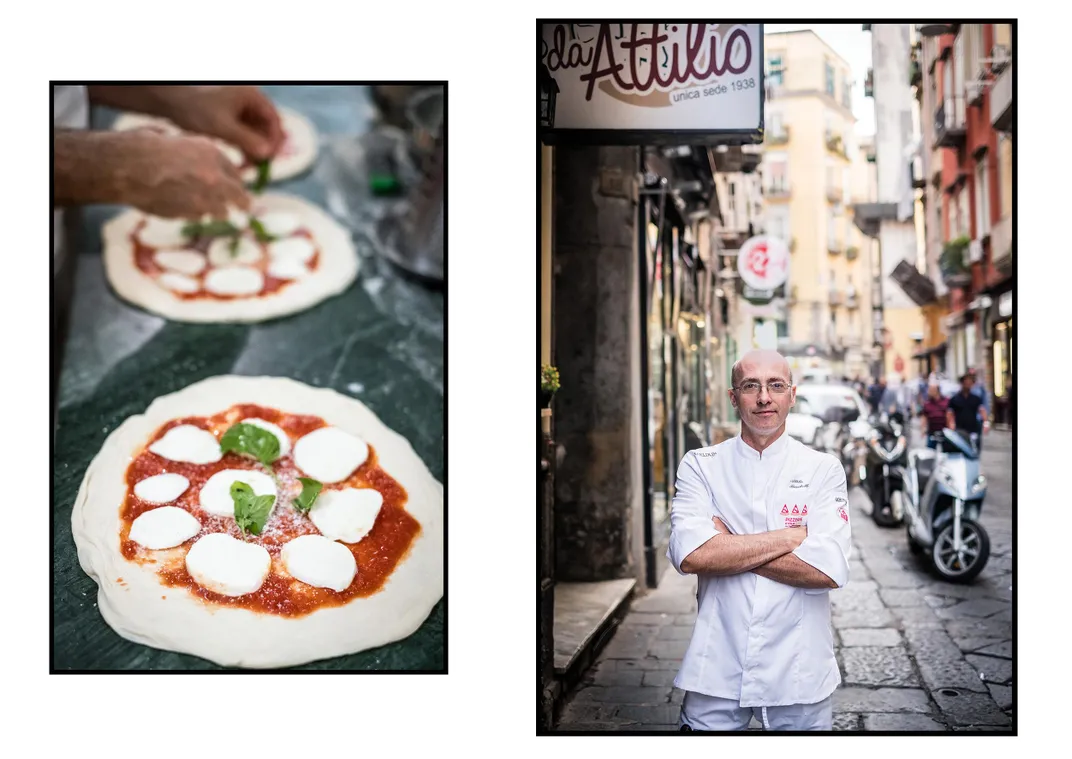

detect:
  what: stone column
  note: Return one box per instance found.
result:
[553,144,643,583]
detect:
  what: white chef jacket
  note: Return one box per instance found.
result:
[53,85,90,275]
[667,430,851,707]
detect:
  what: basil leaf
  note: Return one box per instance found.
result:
[231,481,275,536]
[254,160,271,193]
[181,220,240,240]
[220,423,281,468]
[292,477,323,513]
[249,217,275,243]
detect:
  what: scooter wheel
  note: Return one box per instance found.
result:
[929,518,991,583]
[871,503,898,528]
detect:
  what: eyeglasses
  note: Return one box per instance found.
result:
[734,381,791,396]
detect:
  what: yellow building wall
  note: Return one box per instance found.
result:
[884,307,925,381]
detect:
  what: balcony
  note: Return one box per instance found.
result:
[825,133,848,159]
[909,44,922,86]
[991,215,1013,275]
[934,96,966,148]
[845,245,859,261]
[991,62,1012,133]
[846,288,859,309]
[864,67,873,98]
[939,235,972,288]
[766,126,790,146]
[765,182,791,201]
[826,184,844,204]
[828,290,842,306]
[788,285,799,306]
[827,240,842,256]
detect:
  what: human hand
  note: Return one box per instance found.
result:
[167,86,285,162]
[116,131,250,219]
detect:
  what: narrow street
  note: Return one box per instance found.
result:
[556,425,1013,731]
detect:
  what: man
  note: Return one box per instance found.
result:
[867,376,886,415]
[54,85,285,224]
[919,380,950,448]
[667,349,851,731]
[966,368,991,437]
[946,373,988,452]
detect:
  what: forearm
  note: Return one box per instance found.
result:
[87,85,192,121]
[752,552,837,589]
[680,531,794,575]
[53,130,133,207]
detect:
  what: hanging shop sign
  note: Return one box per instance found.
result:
[539,23,764,145]
[737,235,789,291]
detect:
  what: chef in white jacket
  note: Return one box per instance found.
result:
[668,349,851,731]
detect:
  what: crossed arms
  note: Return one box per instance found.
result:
[668,455,851,590]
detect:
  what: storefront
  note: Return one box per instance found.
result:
[987,288,1013,426]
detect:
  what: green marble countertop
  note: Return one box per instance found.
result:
[52,85,444,671]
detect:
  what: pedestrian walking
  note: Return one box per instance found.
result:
[919,381,950,448]
[667,349,851,731]
[966,368,991,437]
[946,373,988,452]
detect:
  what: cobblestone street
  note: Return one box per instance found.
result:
[556,427,1013,732]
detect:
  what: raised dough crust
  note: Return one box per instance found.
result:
[70,376,444,669]
[111,106,319,185]
[102,193,359,324]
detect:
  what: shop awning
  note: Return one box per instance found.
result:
[912,341,947,360]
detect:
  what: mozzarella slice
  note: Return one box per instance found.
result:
[267,237,316,264]
[138,216,189,248]
[154,249,207,275]
[149,425,222,464]
[240,417,292,457]
[293,426,369,483]
[129,506,201,550]
[198,469,278,517]
[207,237,262,266]
[281,534,357,592]
[158,272,201,293]
[133,473,190,503]
[185,533,271,597]
[309,488,383,544]
[204,266,264,296]
[258,211,301,237]
[267,257,309,280]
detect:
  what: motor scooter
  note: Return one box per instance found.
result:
[860,412,908,527]
[897,428,991,582]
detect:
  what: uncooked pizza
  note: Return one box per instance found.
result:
[71,376,443,669]
[101,192,358,322]
[111,105,318,185]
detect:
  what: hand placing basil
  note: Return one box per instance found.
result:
[231,481,275,537]
[220,423,281,469]
[292,477,322,514]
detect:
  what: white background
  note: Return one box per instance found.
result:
[6,0,1053,754]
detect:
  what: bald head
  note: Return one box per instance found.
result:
[732,350,793,388]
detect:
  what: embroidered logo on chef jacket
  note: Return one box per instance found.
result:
[783,504,806,528]
[837,505,849,522]
[789,478,809,489]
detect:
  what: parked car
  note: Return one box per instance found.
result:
[794,383,873,463]
[786,395,824,446]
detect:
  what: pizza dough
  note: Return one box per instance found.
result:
[111,106,318,185]
[102,192,359,323]
[71,376,443,669]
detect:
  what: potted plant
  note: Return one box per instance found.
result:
[939,235,971,285]
[540,364,560,408]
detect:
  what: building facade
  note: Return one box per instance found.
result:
[763,30,871,377]
[915,22,1013,420]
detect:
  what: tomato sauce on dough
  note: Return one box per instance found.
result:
[120,404,419,617]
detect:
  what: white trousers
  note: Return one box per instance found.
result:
[679,691,833,731]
